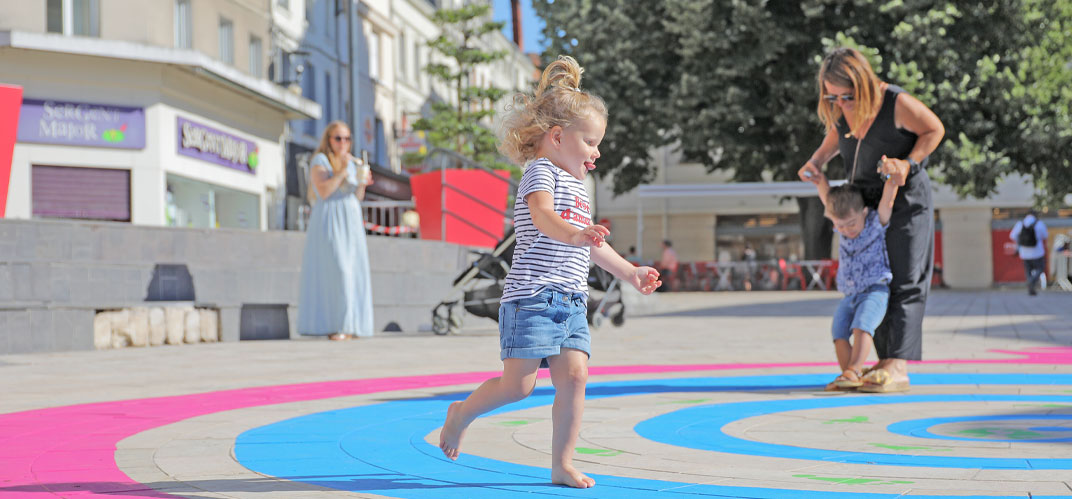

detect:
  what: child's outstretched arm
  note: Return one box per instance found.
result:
[526,191,608,247]
[591,243,661,295]
[877,156,900,225]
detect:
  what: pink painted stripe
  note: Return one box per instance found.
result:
[0,347,1069,498]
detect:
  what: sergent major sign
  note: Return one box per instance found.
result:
[177,116,259,174]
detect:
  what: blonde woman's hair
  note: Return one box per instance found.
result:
[816,47,883,137]
[315,120,351,174]
[308,120,350,202]
[499,55,607,166]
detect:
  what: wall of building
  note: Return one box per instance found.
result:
[940,206,994,288]
[100,0,172,47]
[0,218,471,354]
[4,48,290,229]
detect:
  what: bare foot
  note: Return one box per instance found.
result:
[438,401,466,460]
[552,464,595,488]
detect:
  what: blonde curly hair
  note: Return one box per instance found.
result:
[499,55,607,166]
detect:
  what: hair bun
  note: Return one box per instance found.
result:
[536,55,584,97]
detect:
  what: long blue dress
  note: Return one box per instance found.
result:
[297,153,374,337]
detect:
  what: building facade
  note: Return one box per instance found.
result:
[1,0,320,231]
[594,144,1072,289]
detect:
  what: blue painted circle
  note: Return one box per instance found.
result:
[636,393,1072,469]
[235,373,1072,498]
[886,415,1072,442]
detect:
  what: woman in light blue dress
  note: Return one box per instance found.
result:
[298,121,374,340]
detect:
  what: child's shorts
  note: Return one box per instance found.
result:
[831,282,890,342]
[499,288,590,368]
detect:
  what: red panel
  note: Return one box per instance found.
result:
[992,229,1030,283]
[411,169,510,248]
[0,84,23,218]
[932,230,943,286]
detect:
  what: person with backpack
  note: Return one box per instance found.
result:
[1010,210,1049,296]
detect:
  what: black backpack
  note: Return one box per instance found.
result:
[1017,219,1038,247]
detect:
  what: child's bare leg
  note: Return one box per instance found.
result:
[546,349,595,488]
[833,338,852,372]
[439,358,541,460]
[847,329,874,375]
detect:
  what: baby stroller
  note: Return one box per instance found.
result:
[431,229,627,335]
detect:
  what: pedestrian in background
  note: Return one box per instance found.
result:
[1010,210,1048,296]
[798,47,944,393]
[297,120,374,341]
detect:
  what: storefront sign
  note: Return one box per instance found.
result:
[177,116,259,174]
[17,98,146,149]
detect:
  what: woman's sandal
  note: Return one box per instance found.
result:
[858,368,910,393]
[328,333,352,341]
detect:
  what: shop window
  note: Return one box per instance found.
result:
[398,32,407,81]
[218,17,234,64]
[166,174,260,229]
[375,118,387,167]
[324,70,333,122]
[325,0,335,39]
[174,0,192,49]
[46,0,100,37]
[32,165,130,222]
[302,61,317,135]
[368,31,380,81]
[249,36,263,77]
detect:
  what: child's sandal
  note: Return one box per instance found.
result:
[833,369,864,388]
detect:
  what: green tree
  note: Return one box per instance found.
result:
[412,4,513,172]
[536,0,1072,255]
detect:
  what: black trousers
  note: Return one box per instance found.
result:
[874,171,933,361]
[1023,257,1046,294]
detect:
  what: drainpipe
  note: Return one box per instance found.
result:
[511,0,523,51]
[346,0,355,134]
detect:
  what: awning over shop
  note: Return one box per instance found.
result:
[0,30,321,120]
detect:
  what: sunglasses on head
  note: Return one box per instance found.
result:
[332,135,352,142]
[823,93,855,103]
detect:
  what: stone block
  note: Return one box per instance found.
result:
[184,308,201,343]
[0,264,12,301]
[53,309,92,351]
[199,308,218,342]
[111,309,132,349]
[165,307,187,345]
[93,311,113,349]
[218,306,240,342]
[5,310,31,353]
[30,309,56,352]
[129,307,150,347]
[15,225,38,260]
[148,307,166,346]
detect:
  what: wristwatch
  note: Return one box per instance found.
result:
[907,157,921,176]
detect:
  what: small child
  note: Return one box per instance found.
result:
[802,160,899,392]
[437,56,662,488]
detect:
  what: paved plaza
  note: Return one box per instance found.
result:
[2,289,1072,498]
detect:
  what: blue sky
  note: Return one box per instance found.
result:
[491,0,547,53]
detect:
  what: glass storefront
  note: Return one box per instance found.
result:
[166,174,259,229]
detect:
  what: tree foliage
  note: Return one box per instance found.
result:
[535,0,1072,204]
[412,4,513,172]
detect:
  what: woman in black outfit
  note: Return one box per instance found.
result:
[799,47,945,392]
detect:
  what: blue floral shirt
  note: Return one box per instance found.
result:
[836,209,892,296]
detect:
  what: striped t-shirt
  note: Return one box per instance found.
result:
[500,158,593,302]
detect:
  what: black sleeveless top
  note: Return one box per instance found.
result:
[835,85,923,208]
